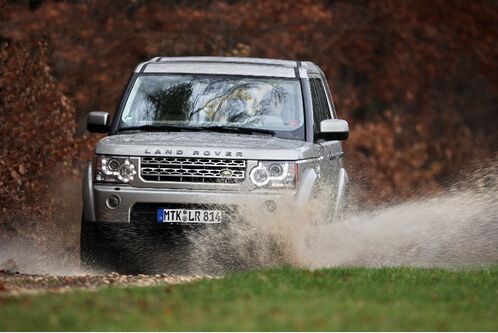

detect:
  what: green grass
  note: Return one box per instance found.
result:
[1,267,497,331]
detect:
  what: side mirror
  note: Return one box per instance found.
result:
[316,119,349,141]
[87,111,110,133]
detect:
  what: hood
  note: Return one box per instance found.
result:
[96,132,320,160]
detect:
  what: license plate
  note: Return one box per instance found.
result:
[157,208,222,224]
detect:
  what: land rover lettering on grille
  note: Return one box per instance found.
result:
[144,148,243,157]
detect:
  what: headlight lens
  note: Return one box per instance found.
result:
[107,158,121,171]
[94,155,136,183]
[252,168,270,186]
[249,161,297,189]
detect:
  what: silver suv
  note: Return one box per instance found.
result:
[82,57,349,273]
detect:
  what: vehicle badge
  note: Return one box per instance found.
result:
[220,169,233,177]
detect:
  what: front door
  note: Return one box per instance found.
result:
[309,76,344,197]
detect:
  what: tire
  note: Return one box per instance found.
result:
[80,215,119,273]
[310,184,339,224]
[80,213,194,274]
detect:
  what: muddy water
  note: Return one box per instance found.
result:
[302,188,497,268]
[187,164,498,273]
[1,162,497,277]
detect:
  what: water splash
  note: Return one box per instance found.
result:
[187,163,498,273]
[1,162,496,276]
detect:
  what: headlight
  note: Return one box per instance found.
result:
[249,161,297,189]
[94,155,137,183]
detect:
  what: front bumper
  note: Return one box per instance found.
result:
[90,184,296,223]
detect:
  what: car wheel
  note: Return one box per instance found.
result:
[80,214,120,273]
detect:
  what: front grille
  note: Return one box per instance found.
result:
[140,156,246,183]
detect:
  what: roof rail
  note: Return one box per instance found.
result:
[153,56,298,67]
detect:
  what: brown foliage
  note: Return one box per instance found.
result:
[0,0,497,240]
[0,38,79,242]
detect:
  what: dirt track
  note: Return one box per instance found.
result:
[0,271,205,296]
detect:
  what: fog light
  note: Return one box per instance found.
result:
[106,194,121,209]
[263,200,277,213]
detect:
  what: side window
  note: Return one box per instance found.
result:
[310,78,331,134]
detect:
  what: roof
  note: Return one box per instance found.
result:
[134,56,320,78]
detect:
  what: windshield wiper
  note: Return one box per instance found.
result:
[199,126,276,136]
[117,124,276,136]
[117,125,202,133]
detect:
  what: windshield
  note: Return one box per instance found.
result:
[119,74,305,140]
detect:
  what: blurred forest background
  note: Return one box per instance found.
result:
[0,0,497,247]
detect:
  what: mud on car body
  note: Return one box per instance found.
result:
[82,57,349,273]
